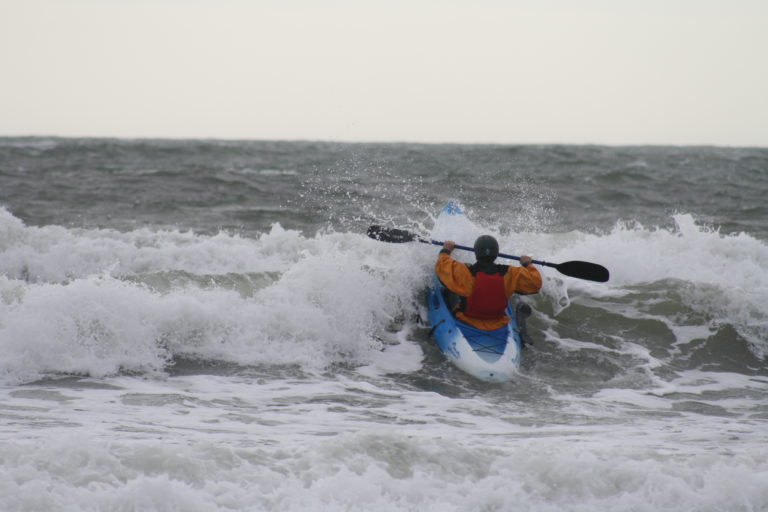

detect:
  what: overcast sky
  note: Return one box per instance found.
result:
[1,0,766,146]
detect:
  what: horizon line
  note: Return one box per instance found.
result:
[1,132,766,150]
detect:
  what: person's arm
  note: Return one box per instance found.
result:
[434,241,474,296]
[505,256,543,295]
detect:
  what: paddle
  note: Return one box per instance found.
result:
[367,225,610,283]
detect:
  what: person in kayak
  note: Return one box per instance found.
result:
[435,235,542,331]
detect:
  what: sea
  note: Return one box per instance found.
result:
[1,137,767,511]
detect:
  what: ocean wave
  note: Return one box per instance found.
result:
[2,428,767,512]
[1,206,766,385]
[0,209,428,383]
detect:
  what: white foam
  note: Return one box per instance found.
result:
[521,213,768,355]
[0,209,431,384]
[2,205,766,383]
[0,207,306,282]
[2,423,766,512]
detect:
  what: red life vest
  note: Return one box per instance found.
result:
[464,271,507,319]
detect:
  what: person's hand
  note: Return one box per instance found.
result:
[443,240,455,252]
[519,255,533,267]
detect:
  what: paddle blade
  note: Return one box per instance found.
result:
[554,261,610,282]
[367,225,417,243]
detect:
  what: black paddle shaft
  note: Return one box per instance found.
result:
[366,225,609,283]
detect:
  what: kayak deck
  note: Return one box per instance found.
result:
[455,321,509,363]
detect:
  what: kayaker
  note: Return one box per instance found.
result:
[435,235,542,331]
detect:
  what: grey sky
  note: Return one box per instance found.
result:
[1,0,766,146]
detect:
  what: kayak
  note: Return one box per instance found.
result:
[426,201,531,382]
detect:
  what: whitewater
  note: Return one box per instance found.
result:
[1,138,767,511]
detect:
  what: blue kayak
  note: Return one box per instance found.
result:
[426,201,530,382]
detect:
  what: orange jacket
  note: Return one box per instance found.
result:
[435,252,542,330]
